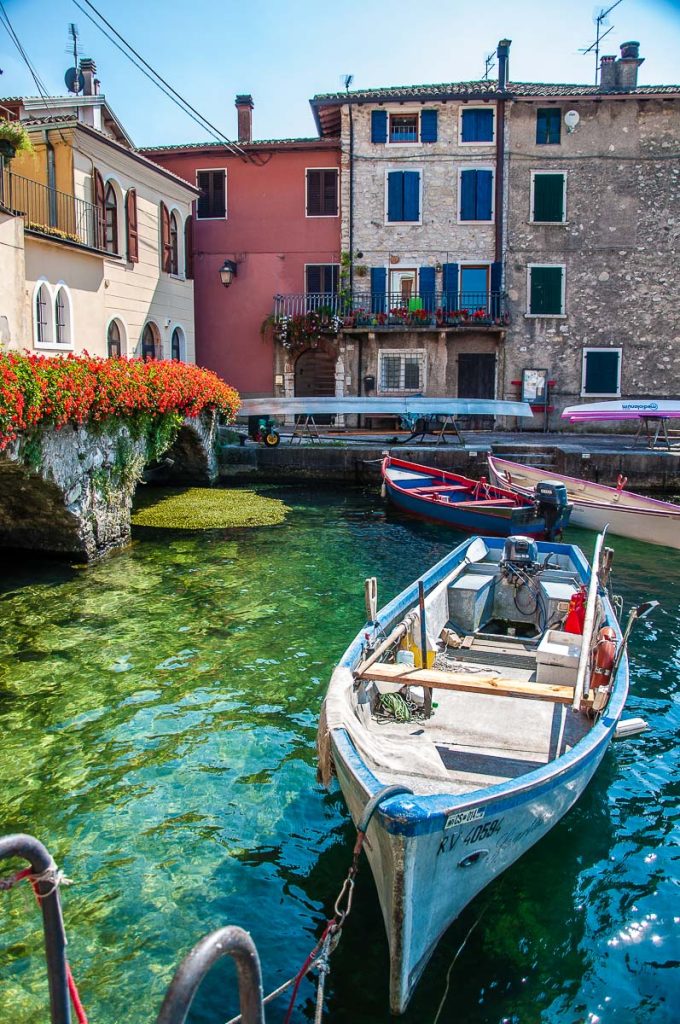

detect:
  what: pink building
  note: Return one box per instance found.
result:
[143,97,340,396]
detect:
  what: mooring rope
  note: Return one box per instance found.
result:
[0,860,87,1024]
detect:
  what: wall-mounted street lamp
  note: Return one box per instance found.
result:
[219,259,238,287]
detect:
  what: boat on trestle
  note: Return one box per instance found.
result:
[487,455,680,550]
[382,454,572,539]
[318,532,630,1014]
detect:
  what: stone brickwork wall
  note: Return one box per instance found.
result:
[341,103,497,270]
[0,413,218,560]
[504,97,680,425]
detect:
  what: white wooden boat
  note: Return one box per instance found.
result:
[562,399,680,422]
[318,532,628,1013]
[488,456,680,550]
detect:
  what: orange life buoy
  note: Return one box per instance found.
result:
[589,626,617,689]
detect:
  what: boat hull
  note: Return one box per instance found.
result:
[332,726,611,1014]
[385,480,547,536]
[488,456,680,549]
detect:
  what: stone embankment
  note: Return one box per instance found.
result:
[0,413,218,560]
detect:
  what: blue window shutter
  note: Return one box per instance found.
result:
[403,172,420,221]
[371,109,387,144]
[476,170,493,220]
[490,261,502,318]
[442,262,459,310]
[419,266,436,310]
[387,172,403,221]
[476,109,494,141]
[461,109,476,142]
[584,350,619,395]
[460,170,477,220]
[420,109,438,143]
[370,267,386,313]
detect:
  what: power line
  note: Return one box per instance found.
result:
[72,0,251,161]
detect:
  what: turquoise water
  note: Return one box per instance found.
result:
[0,486,678,1024]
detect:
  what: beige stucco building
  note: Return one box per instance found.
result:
[0,59,197,363]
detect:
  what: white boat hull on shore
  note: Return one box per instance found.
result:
[488,456,680,550]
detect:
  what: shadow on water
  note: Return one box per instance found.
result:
[0,486,677,1024]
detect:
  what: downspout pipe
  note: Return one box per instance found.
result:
[346,90,362,405]
[494,39,510,264]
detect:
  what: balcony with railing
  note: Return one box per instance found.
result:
[273,291,508,332]
[1,169,101,250]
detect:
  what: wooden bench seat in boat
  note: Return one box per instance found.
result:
[412,485,469,495]
[359,661,578,704]
[453,498,517,507]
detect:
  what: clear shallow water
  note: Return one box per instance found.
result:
[0,486,678,1024]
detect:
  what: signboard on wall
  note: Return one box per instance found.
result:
[521,368,549,405]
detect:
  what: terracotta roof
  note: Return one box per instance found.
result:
[140,137,339,153]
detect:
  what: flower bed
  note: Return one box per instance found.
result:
[0,352,240,451]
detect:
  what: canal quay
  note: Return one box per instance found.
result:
[221,429,680,491]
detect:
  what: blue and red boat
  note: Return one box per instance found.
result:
[381,455,572,539]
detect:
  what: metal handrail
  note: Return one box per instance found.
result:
[0,833,71,1024]
[157,926,265,1024]
[274,291,507,324]
[1,169,101,249]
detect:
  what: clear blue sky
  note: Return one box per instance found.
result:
[2,0,679,147]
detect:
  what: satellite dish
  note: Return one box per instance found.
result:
[64,67,84,94]
[564,109,580,132]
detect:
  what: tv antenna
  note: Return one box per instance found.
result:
[64,22,84,93]
[482,51,496,81]
[580,1,623,85]
[342,74,354,91]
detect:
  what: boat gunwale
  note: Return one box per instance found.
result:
[383,455,530,510]
[328,534,628,838]
[488,455,680,517]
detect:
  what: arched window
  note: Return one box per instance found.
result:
[171,326,184,361]
[169,211,179,275]
[35,283,50,345]
[104,182,118,253]
[141,322,158,360]
[54,287,71,345]
[107,319,122,358]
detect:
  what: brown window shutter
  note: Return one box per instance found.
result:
[125,188,139,263]
[184,214,193,279]
[306,170,321,216]
[160,201,171,273]
[93,167,105,248]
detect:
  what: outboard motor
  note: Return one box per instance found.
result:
[500,535,540,580]
[533,480,572,539]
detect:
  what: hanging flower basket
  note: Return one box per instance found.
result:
[0,119,33,160]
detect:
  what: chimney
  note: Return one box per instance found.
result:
[599,55,617,90]
[497,39,511,90]
[235,94,254,143]
[79,58,97,97]
[616,41,644,90]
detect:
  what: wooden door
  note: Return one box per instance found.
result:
[457,353,496,428]
[294,349,336,423]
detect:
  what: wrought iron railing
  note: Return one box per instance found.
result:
[0,169,101,249]
[274,291,508,329]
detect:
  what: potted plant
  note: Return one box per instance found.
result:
[0,118,33,160]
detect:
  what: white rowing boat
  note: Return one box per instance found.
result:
[487,456,680,550]
[318,533,629,1013]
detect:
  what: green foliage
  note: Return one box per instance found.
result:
[21,432,42,470]
[0,118,33,154]
[146,412,183,463]
[131,487,288,530]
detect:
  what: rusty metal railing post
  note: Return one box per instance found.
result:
[156,925,265,1024]
[0,833,71,1024]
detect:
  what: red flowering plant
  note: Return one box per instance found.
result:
[0,352,240,454]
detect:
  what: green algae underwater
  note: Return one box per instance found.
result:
[0,485,677,1024]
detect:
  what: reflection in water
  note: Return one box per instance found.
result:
[0,491,677,1024]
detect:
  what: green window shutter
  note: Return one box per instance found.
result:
[533,174,564,222]
[584,350,620,395]
[529,266,563,314]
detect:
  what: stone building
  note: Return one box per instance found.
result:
[0,58,197,362]
[503,42,680,421]
[306,39,680,424]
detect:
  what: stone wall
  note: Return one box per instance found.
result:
[0,412,218,560]
[503,97,680,425]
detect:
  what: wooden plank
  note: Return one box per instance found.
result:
[359,661,575,704]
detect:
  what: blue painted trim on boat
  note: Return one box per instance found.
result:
[331,535,627,839]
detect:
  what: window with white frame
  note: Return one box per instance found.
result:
[35,282,51,345]
[527,264,565,316]
[581,348,622,397]
[171,326,185,361]
[54,287,71,345]
[389,112,418,143]
[531,172,566,223]
[460,107,495,143]
[379,349,426,392]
